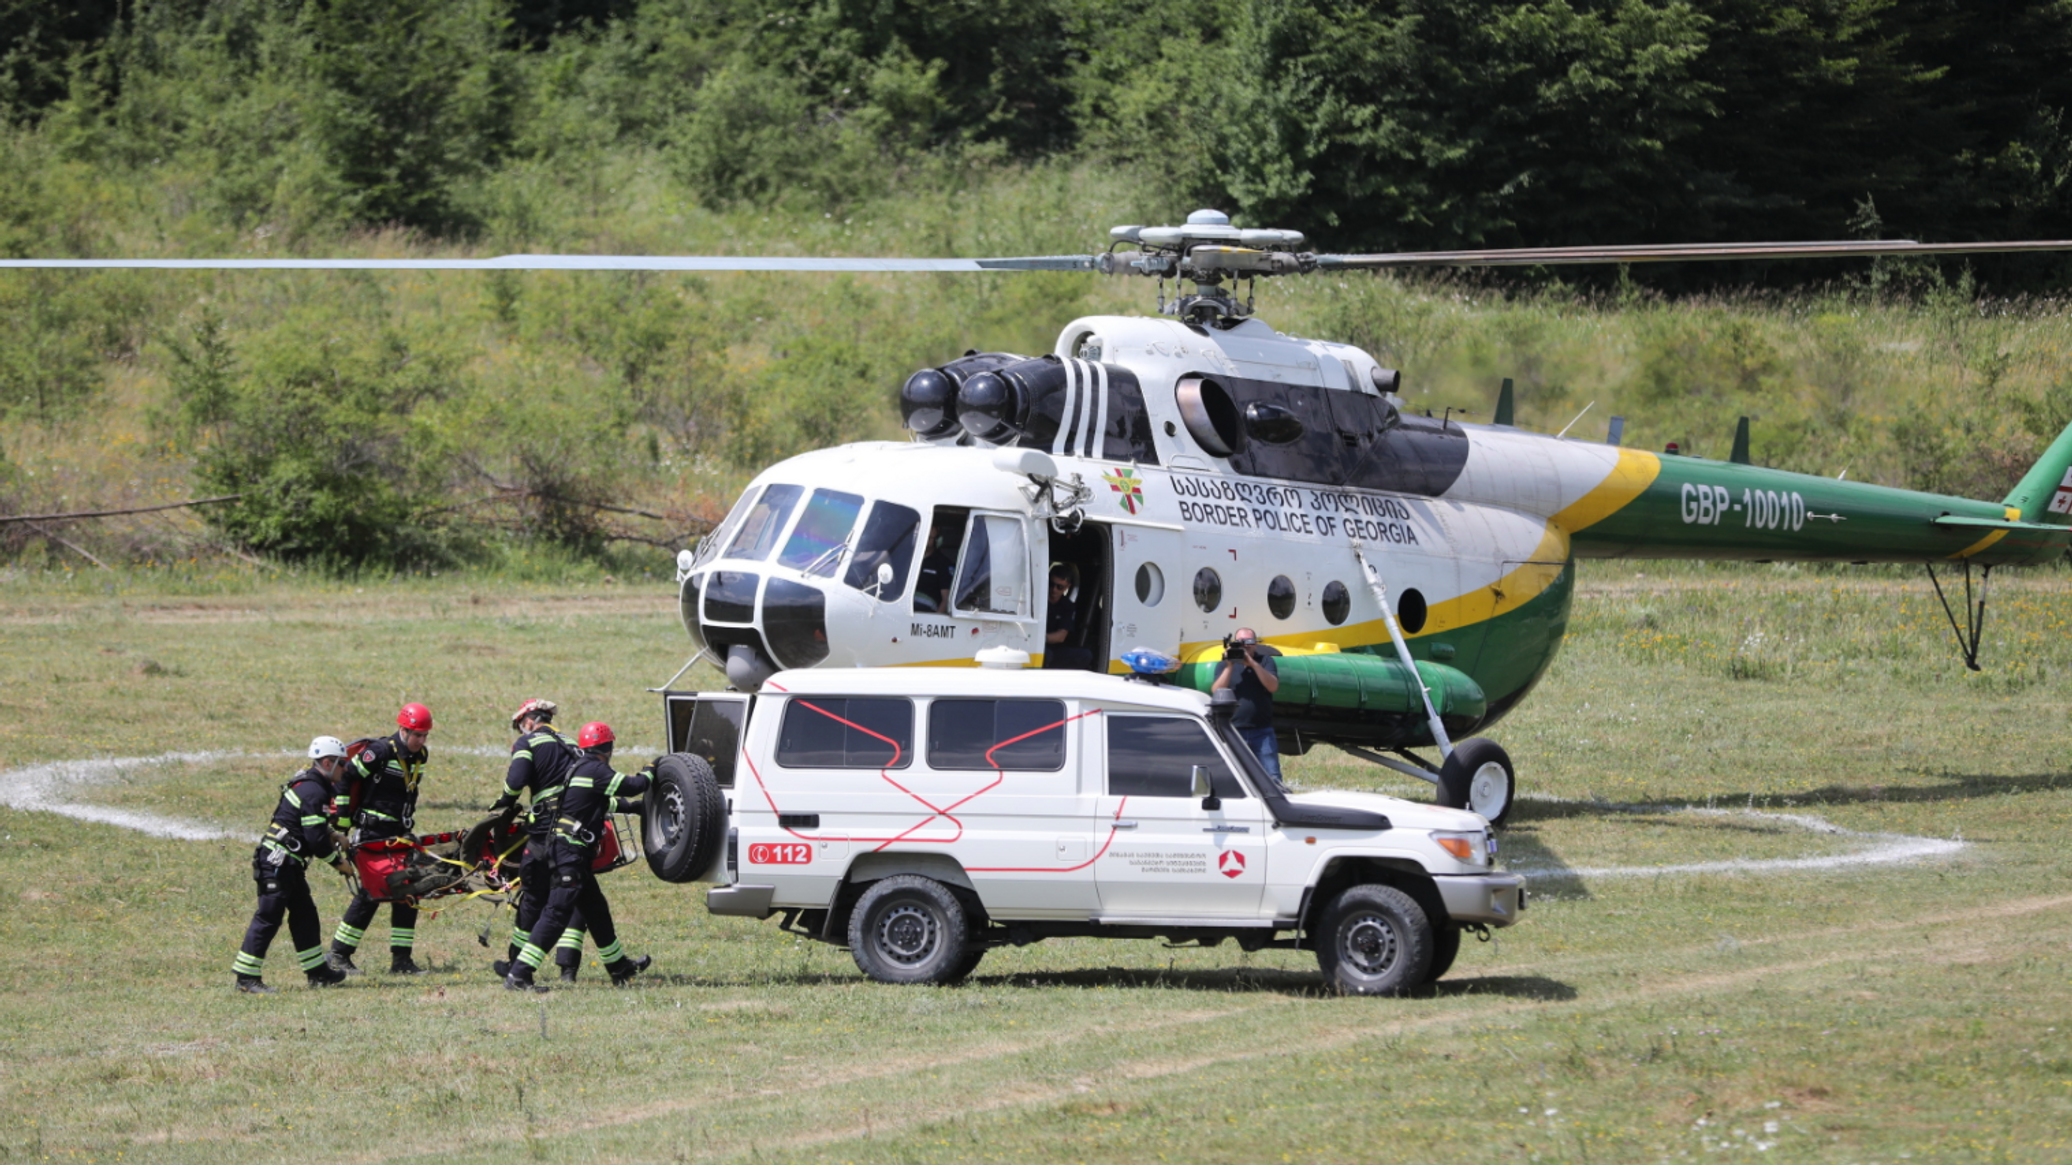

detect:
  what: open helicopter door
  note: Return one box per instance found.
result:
[1101,521,1184,669]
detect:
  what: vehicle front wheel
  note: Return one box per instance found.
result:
[1437,738,1515,828]
[847,875,971,985]
[1423,927,1462,984]
[1315,883,1433,996]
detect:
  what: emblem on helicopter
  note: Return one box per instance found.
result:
[1104,467,1144,514]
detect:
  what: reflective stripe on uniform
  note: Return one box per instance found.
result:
[389,927,416,948]
[517,942,548,969]
[555,929,584,952]
[597,939,625,963]
[333,921,366,946]
[233,952,265,976]
[295,946,327,971]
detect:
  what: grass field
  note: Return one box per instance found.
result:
[3,561,2072,1163]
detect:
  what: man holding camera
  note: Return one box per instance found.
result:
[1211,628,1283,787]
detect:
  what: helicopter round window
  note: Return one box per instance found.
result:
[1192,567,1222,613]
[1321,580,1351,625]
[1397,588,1428,634]
[1135,562,1165,606]
[1267,575,1297,620]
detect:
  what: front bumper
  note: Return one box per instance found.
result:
[1433,871,1526,927]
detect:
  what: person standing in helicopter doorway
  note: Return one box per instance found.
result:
[233,736,354,993]
[328,703,434,975]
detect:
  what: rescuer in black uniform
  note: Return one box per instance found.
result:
[504,721,653,992]
[234,736,353,993]
[485,697,588,983]
[329,702,434,975]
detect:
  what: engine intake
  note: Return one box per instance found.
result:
[900,351,1023,439]
[956,356,1071,445]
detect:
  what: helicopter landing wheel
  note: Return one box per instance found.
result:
[1437,738,1514,828]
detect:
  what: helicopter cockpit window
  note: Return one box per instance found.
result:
[776,488,864,576]
[722,483,803,562]
[692,485,757,570]
[843,501,922,599]
[1227,380,1349,486]
[953,513,1030,617]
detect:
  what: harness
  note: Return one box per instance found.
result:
[353,740,424,833]
[552,771,626,848]
[521,728,578,830]
[258,775,332,866]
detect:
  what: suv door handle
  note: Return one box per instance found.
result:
[1111,820,1138,829]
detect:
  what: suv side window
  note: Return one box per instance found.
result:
[1105,715,1247,799]
[927,699,1067,771]
[775,697,913,769]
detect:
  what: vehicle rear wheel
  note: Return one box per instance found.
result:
[1315,883,1432,996]
[847,875,970,985]
[644,753,725,883]
[1437,738,1514,828]
[1423,927,1462,984]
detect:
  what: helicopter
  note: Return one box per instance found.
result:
[13,210,2072,826]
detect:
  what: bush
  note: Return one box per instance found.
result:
[161,306,467,566]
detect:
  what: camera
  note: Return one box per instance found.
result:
[1222,634,1256,661]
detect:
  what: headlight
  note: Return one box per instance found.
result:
[1432,830,1490,865]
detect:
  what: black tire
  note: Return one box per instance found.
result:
[1423,927,1462,984]
[1436,737,1515,828]
[644,753,725,883]
[944,947,986,984]
[846,875,970,985]
[1314,883,1433,996]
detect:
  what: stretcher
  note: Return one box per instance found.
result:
[347,812,641,905]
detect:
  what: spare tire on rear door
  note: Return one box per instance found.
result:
[644,753,726,882]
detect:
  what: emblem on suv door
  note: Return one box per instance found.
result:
[1217,851,1246,878]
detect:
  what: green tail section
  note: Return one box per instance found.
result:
[2003,416,2072,525]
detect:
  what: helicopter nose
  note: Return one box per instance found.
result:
[681,569,830,687]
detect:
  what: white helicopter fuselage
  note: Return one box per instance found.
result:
[674,313,1653,751]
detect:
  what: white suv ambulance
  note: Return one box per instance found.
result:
[643,655,1524,995]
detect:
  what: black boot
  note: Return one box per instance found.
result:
[491,959,511,979]
[390,949,425,975]
[504,962,547,993]
[327,942,361,976]
[307,962,348,988]
[236,974,275,995]
[607,954,652,987]
[558,956,580,984]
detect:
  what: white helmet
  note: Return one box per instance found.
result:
[308,735,349,761]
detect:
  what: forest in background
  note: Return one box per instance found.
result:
[3,0,2072,574]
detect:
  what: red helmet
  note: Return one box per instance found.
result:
[397,703,434,732]
[577,721,615,749]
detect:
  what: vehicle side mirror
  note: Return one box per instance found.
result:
[875,561,895,595]
[1192,764,1220,811]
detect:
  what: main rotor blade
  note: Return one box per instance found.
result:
[1313,239,2072,268]
[0,254,1100,272]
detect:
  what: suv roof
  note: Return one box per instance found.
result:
[764,666,1210,715]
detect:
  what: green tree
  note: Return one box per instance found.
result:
[307,0,518,231]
